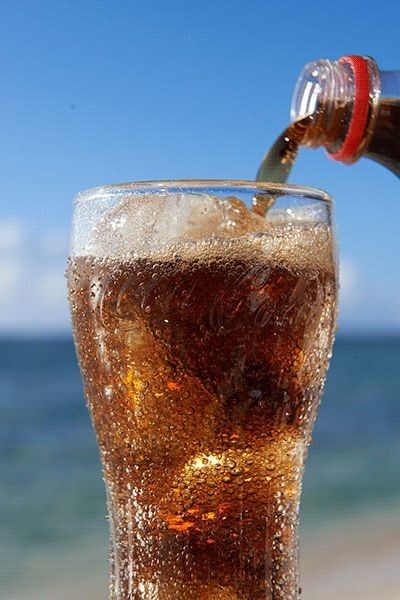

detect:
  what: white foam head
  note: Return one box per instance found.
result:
[71,190,335,276]
[74,192,268,258]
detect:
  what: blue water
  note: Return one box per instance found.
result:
[1,336,400,594]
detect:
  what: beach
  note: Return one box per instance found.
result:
[302,512,400,600]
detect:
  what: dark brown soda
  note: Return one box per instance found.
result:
[256,117,312,184]
[364,99,400,176]
[68,230,336,599]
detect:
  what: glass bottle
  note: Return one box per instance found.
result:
[291,55,400,176]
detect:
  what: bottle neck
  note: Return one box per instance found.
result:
[291,56,383,164]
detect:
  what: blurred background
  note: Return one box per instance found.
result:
[1,1,400,599]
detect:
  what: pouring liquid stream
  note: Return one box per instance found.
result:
[253,116,313,214]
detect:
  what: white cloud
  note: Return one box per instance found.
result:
[0,219,25,252]
[337,256,400,332]
[39,228,70,258]
[0,256,22,300]
[339,256,360,310]
[37,269,68,304]
[0,220,70,334]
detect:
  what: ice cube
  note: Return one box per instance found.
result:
[86,193,267,258]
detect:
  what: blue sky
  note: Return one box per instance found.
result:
[1,0,399,334]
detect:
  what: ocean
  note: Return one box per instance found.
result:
[1,336,400,597]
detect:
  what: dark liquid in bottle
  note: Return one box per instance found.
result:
[365,99,400,176]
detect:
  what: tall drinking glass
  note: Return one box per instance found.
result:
[67,181,337,599]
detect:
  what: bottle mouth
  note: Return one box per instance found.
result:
[291,60,327,122]
[290,59,343,123]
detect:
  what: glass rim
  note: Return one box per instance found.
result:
[75,179,332,204]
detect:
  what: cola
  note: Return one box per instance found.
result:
[256,116,312,184]
[364,99,400,174]
[68,208,336,599]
